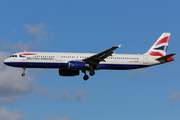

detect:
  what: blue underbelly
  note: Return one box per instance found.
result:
[97,64,147,70]
[4,62,148,70]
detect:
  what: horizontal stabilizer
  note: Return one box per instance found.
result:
[156,53,176,60]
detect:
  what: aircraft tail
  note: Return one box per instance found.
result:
[145,33,171,57]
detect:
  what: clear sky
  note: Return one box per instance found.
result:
[0,0,180,120]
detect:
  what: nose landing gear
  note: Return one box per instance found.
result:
[21,67,26,76]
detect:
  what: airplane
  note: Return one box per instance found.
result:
[4,33,176,80]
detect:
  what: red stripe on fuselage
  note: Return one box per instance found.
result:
[20,53,37,56]
[155,36,169,46]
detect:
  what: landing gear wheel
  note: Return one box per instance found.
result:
[22,73,25,76]
[83,75,89,81]
[89,70,95,76]
[22,67,26,76]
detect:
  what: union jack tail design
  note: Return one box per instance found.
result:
[145,33,171,57]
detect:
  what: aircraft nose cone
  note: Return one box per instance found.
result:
[4,58,9,65]
[4,58,16,67]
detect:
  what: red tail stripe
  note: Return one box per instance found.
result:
[149,51,164,57]
[155,36,169,46]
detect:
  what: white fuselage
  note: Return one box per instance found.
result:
[4,52,162,70]
[3,33,174,80]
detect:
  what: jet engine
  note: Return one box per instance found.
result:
[68,61,87,69]
[59,69,79,76]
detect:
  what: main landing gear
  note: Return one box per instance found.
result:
[82,70,89,81]
[89,70,95,76]
[21,67,26,76]
[82,70,95,81]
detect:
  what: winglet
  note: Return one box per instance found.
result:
[118,44,122,48]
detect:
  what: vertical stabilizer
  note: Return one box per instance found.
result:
[145,33,171,57]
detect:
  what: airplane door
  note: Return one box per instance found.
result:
[56,53,61,62]
[143,55,148,64]
[22,53,27,61]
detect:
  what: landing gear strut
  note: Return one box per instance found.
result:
[89,65,95,76]
[82,70,89,81]
[89,70,95,76]
[21,67,26,76]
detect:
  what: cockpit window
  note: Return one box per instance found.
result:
[9,55,17,57]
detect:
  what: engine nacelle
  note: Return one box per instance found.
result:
[59,69,79,76]
[68,61,87,69]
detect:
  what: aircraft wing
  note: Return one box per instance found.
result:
[82,44,121,65]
